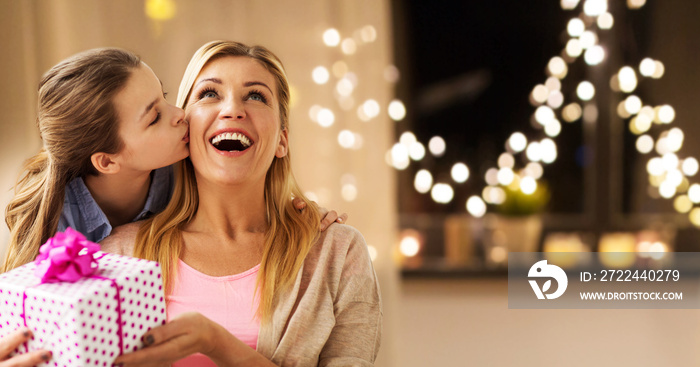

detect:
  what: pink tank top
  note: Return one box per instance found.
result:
[167,259,261,366]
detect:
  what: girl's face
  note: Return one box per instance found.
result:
[184,56,288,187]
[111,62,189,173]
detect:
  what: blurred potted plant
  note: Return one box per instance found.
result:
[485,180,550,256]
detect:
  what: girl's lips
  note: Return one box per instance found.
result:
[182,129,190,142]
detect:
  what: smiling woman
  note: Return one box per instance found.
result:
[106,40,382,367]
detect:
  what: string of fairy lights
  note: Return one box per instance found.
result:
[304,0,700,259]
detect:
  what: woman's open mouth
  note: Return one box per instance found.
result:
[210,131,253,153]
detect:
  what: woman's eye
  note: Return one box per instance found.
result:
[203,91,217,98]
[247,91,267,104]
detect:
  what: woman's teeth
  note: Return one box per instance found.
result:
[211,132,252,151]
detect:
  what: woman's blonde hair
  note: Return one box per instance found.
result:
[2,48,141,272]
[134,40,320,321]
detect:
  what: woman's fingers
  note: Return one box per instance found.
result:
[292,197,307,211]
[0,350,52,367]
[0,328,30,358]
[337,212,348,224]
[319,210,339,231]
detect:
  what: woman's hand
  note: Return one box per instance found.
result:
[0,328,51,366]
[114,312,274,367]
[113,312,215,366]
[291,198,348,231]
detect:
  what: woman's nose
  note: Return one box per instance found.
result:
[171,105,186,126]
[219,98,246,120]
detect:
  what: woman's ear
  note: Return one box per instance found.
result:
[275,128,289,158]
[90,152,121,175]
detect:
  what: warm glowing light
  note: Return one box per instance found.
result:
[341,184,358,201]
[451,163,470,183]
[399,132,417,148]
[145,0,176,21]
[633,114,652,134]
[627,0,646,9]
[690,208,700,227]
[431,183,454,204]
[666,169,683,188]
[391,143,410,170]
[317,108,335,127]
[362,99,380,119]
[483,186,506,205]
[332,61,348,78]
[336,78,354,97]
[535,106,555,125]
[639,58,656,77]
[652,61,665,79]
[548,57,568,78]
[683,158,699,176]
[498,153,515,169]
[667,128,684,152]
[567,18,585,37]
[360,25,377,43]
[561,0,580,10]
[597,13,614,29]
[618,66,638,93]
[338,130,355,149]
[658,105,675,124]
[509,132,528,153]
[520,176,537,195]
[546,77,562,91]
[577,81,595,101]
[562,103,582,122]
[466,196,487,217]
[579,31,597,49]
[409,142,426,161]
[388,100,406,121]
[309,105,322,122]
[636,135,654,154]
[312,66,329,84]
[584,0,607,16]
[384,65,400,83]
[662,153,680,172]
[414,169,433,194]
[485,168,499,186]
[338,96,355,111]
[526,142,542,162]
[688,184,700,203]
[566,39,583,58]
[497,167,515,186]
[323,28,341,47]
[547,90,564,109]
[583,104,598,123]
[584,45,605,65]
[624,95,642,114]
[399,235,420,257]
[674,195,693,213]
[647,157,664,176]
[540,139,558,164]
[367,245,378,262]
[532,84,549,104]
[659,181,676,199]
[545,119,562,137]
[525,162,544,179]
[341,38,357,55]
[429,136,446,157]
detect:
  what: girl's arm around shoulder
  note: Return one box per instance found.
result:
[98,222,141,256]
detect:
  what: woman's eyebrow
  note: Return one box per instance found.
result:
[194,77,222,88]
[245,81,272,94]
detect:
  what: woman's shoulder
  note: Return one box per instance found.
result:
[308,223,372,269]
[99,222,141,256]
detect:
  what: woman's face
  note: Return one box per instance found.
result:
[184,56,288,187]
[112,62,189,173]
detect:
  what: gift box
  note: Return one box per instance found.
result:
[0,229,166,367]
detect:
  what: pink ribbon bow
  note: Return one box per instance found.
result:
[34,228,100,283]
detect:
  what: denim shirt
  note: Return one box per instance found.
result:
[57,166,174,243]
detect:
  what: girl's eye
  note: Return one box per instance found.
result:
[149,112,161,126]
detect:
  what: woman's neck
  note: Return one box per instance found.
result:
[84,170,152,227]
[186,177,269,239]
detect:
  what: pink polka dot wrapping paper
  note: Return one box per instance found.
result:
[0,251,166,367]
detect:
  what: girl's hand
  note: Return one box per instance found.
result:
[291,198,348,231]
[113,312,215,367]
[0,328,52,367]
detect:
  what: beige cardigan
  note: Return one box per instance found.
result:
[102,223,382,366]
